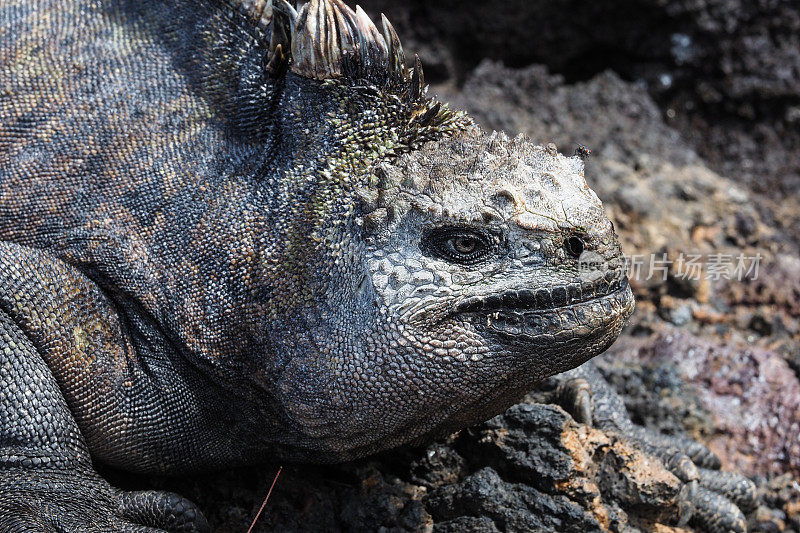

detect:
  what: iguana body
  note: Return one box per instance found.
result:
[0,1,752,531]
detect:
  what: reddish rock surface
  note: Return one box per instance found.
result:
[609,332,800,478]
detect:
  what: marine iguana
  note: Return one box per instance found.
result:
[0,0,755,530]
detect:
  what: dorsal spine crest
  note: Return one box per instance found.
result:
[228,0,470,152]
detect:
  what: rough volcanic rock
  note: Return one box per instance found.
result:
[425,467,607,533]
[141,403,694,532]
[449,404,685,532]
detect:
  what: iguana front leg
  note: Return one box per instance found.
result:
[0,242,208,532]
[554,361,756,533]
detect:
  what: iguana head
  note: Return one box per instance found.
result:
[362,130,633,377]
[187,0,634,460]
[298,129,635,459]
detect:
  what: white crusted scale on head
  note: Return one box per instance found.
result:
[358,131,604,234]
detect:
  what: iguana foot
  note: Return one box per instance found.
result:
[0,297,209,533]
[555,364,757,533]
[0,468,209,533]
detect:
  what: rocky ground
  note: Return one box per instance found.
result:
[120,1,800,531]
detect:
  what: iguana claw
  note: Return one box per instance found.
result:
[555,362,757,533]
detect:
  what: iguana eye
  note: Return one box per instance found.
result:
[422,228,493,264]
[452,236,479,254]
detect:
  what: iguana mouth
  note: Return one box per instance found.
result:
[458,278,634,341]
[455,277,630,314]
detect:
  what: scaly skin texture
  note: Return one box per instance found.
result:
[0,0,752,531]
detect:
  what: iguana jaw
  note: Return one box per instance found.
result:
[455,276,630,314]
[464,280,634,346]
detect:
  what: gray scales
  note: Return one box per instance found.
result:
[0,0,754,531]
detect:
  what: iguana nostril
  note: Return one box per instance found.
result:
[565,235,585,258]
